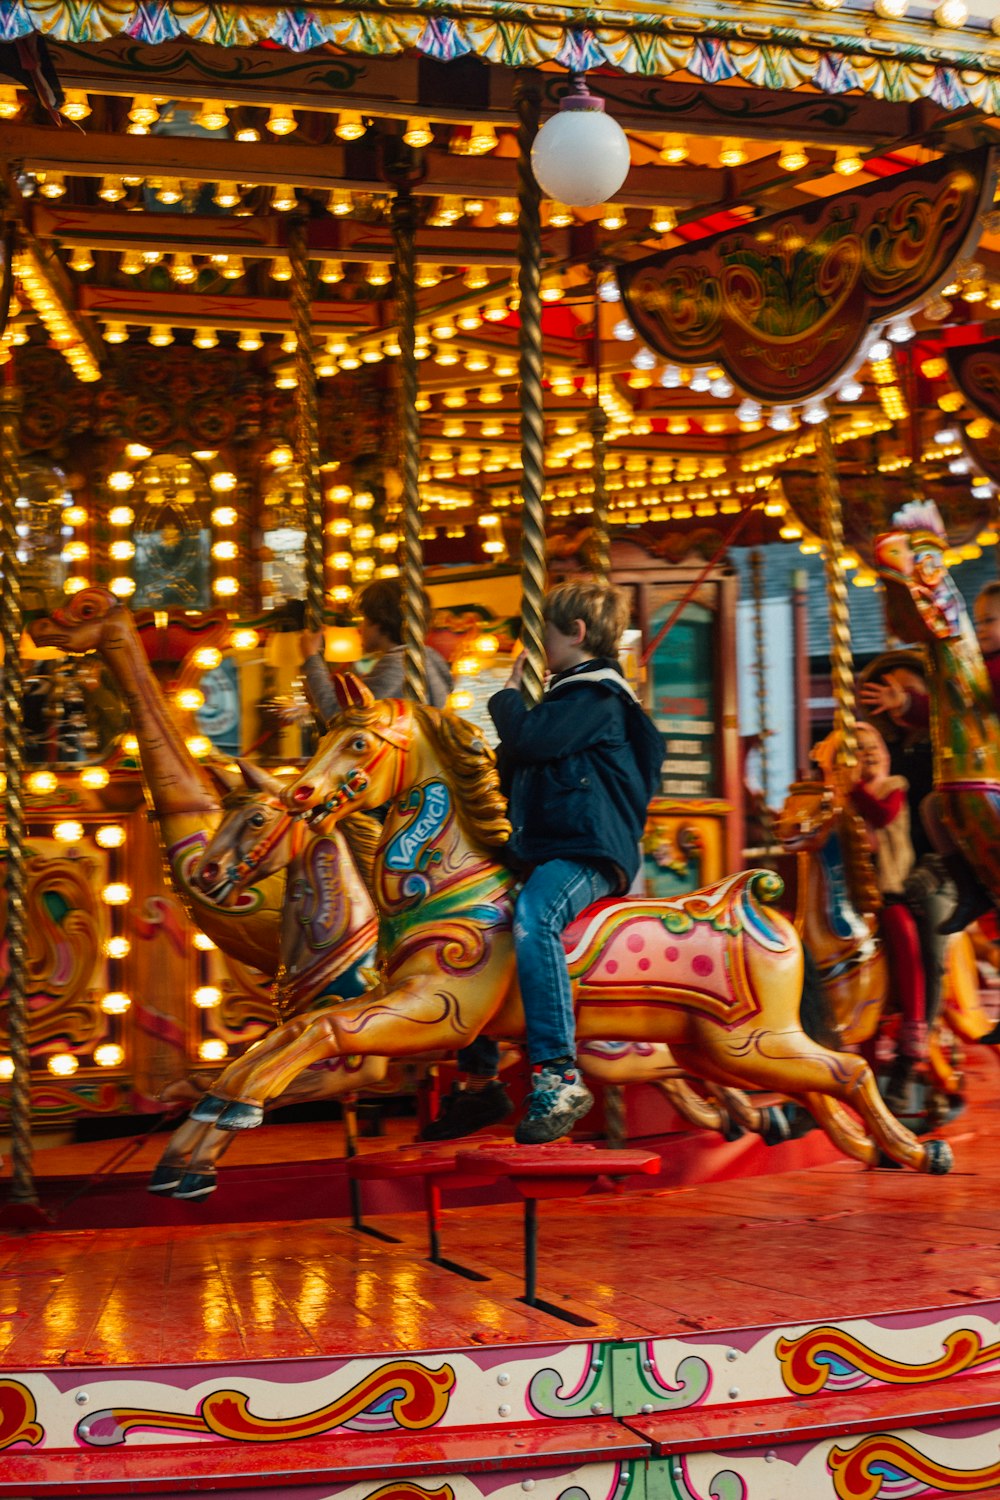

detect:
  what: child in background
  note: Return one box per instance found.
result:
[488,580,664,1144]
[848,722,928,1112]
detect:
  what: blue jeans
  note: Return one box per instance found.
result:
[514,859,614,1066]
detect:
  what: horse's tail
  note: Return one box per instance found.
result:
[798,941,839,1048]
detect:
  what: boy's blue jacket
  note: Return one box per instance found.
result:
[488,658,665,892]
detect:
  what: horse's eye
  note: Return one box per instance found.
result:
[350,736,367,753]
[250,811,266,827]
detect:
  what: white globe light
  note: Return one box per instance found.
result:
[531,80,631,208]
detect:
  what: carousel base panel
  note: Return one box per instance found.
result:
[3,1061,1000,1499]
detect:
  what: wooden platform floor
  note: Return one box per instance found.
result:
[3,1075,1000,1369]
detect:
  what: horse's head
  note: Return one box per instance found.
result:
[283,680,415,824]
[775,779,839,852]
[193,760,295,905]
[29,587,124,655]
[875,523,965,645]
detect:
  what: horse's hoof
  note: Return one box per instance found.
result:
[925,1138,954,1175]
[189,1094,228,1124]
[760,1105,792,1147]
[172,1170,218,1200]
[216,1101,264,1131]
[148,1163,183,1195]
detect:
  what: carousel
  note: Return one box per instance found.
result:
[6,0,1000,1494]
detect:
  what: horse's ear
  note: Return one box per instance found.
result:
[202,760,241,796]
[329,672,375,712]
[236,758,287,795]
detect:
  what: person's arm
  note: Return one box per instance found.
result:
[488,684,621,761]
[849,782,906,829]
[301,653,339,726]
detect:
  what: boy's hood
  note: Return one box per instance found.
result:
[545,657,639,703]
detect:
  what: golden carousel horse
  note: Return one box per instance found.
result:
[182,677,951,1175]
[777,745,996,1110]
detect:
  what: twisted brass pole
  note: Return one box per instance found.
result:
[515,78,546,708]
[391,188,427,704]
[0,377,36,1208]
[288,217,324,635]
[590,272,610,581]
[817,423,858,768]
[750,547,775,859]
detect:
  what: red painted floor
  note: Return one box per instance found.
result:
[2,1053,999,1367]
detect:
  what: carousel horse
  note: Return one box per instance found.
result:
[777,747,996,1099]
[874,502,1000,912]
[157,772,789,1191]
[185,677,951,1175]
[28,591,388,1196]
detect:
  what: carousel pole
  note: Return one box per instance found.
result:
[287,216,324,635]
[391,185,428,704]
[750,548,776,860]
[0,359,39,1216]
[817,422,858,768]
[515,78,546,707]
[589,268,610,582]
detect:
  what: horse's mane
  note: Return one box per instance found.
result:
[412,705,512,848]
[336,700,512,849]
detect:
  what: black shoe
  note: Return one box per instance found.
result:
[418,1080,514,1142]
[884,1054,915,1116]
[937,854,995,935]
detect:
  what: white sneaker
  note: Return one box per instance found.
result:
[515,1064,593,1144]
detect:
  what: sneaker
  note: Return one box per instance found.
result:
[418,1079,514,1142]
[884,1054,915,1116]
[514,1065,593,1145]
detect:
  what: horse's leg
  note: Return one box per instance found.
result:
[800,1092,878,1167]
[214,980,443,1126]
[149,1115,225,1192]
[710,1086,791,1145]
[671,1032,952,1174]
[192,1011,324,1115]
[655,1078,735,1137]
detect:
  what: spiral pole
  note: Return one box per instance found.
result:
[590,272,610,580]
[817,422,858,768]
[515,78,546,708]
[0,376,36,1208]
[750,548,775,859]
[392,188,428,704]
[288,216,324,634]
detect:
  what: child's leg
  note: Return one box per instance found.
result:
[921,792,994,934]
[513,859,614,1065]
[882,901,927,1059]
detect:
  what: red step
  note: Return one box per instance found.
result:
[626,1366,1000,1453]
[0,1417,650,1496]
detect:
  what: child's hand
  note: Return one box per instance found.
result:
[503,651,527,690]
[299,629,325,661]
[859,678,908,716]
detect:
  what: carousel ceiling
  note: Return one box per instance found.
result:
[3,32,1000,591]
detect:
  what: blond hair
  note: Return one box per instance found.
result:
[543,579,630,658]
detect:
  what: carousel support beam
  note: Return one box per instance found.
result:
[817,423,858,767]
[515,78,546,708]
[288,216,324,633]
[750,547,776,861]
[0,308,43,1223]
[392,182,428,704]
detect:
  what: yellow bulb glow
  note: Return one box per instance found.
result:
[448,690,475,711]
[210,471,237,493]
[100,992,131,1015]
[230,629,259,650]
[193,647,223,671]
[0,1057,13,1081]
[121,735,139,756]
[109,540,135,561]
[266,104,298,136]
[103,936,130,959]
[63,505,89,527]
[193,932,217,951]
[108,507,135,527]
[199,1039,229,1062]
[27,771,58,795]
[80,767,110,790]
[102,882,132,905]
[335,110,365,141]
[175,688,205,711]
[186,736,212,757]
[53,821,84,844]
[110,577,136,598]
[213,577,239,598]
[194,985,222,1009]
[48,1053,79,1077]
[108,471,135,492]
[94,1044,125,1068]
[65,576,89,596]
[211,506,238,527]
